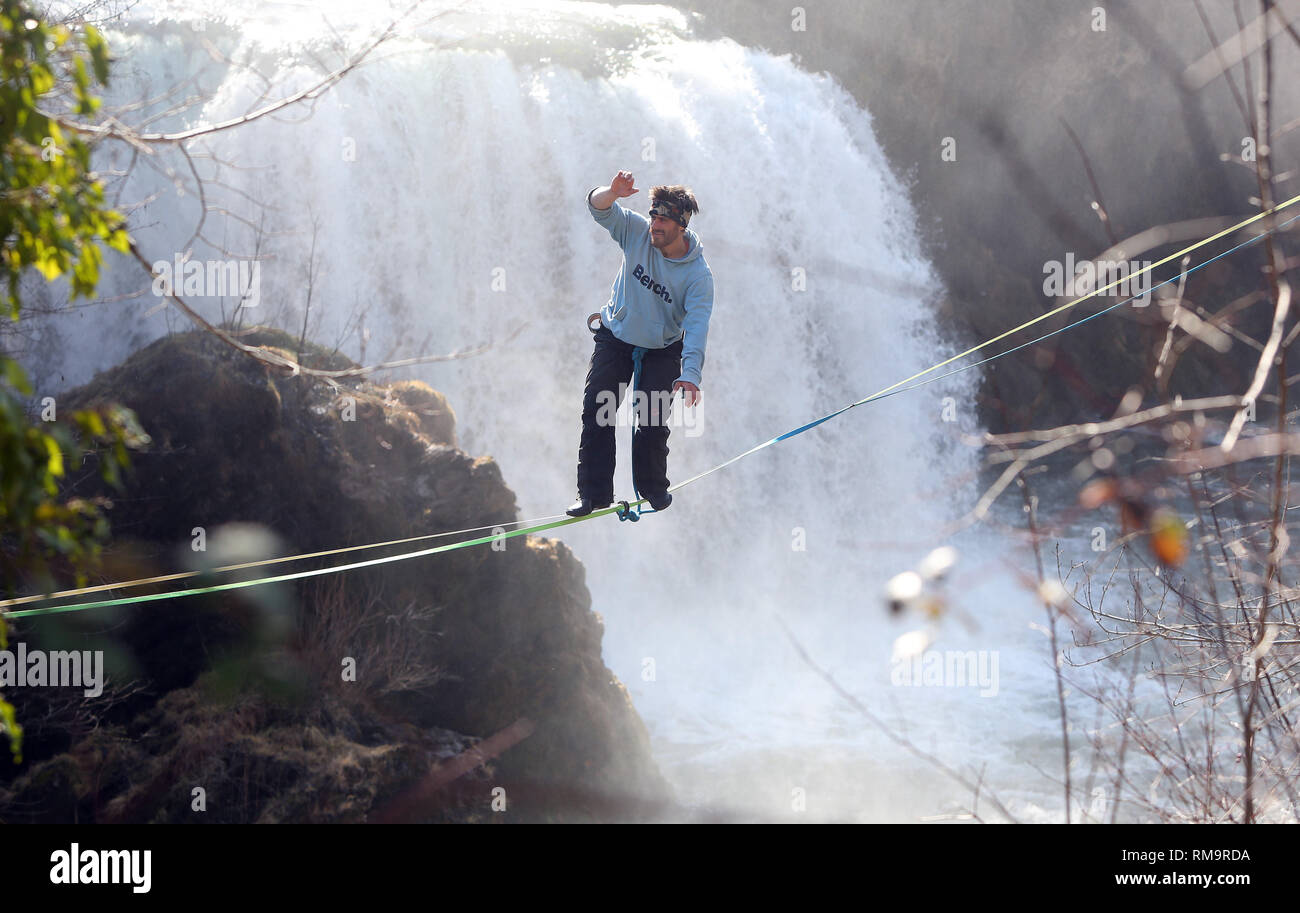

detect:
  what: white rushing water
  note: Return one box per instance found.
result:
[27,0,1116,821]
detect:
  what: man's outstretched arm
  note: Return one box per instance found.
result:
[588,170,648,249]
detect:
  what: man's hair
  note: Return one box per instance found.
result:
[650,185,699,225]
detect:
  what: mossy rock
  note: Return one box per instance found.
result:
[388,379,457,447]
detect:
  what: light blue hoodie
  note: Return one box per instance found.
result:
[587,188,715,388]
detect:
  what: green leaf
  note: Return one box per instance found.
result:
[45,434,63,478]
[84,24,110,85]
[0,699,22,763]
[2,357,33,395]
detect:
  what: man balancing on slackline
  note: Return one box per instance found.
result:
[566,170,715,518]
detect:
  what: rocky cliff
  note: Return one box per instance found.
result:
[0,327,673,822]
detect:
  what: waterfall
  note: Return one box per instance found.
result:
[28,0,1078,821]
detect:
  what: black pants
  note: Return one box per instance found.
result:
[576,322,683,503]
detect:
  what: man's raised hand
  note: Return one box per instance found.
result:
[611,170,639,198]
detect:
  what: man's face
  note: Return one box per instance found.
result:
[649,213,684,250]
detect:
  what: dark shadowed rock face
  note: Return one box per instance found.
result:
[0,328,672,822]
